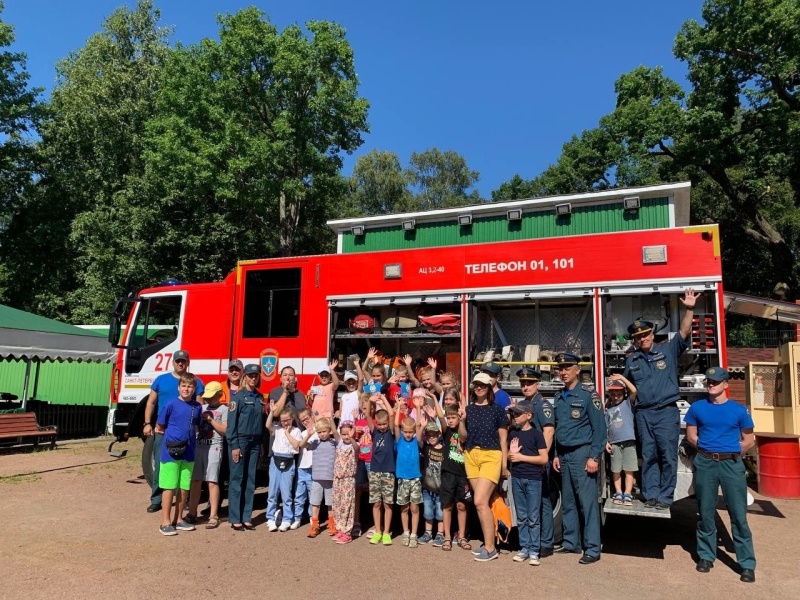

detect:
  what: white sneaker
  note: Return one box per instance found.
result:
[529,555,541,566]
[267,520,278,532]
[290,520,301,530]
[278,521,291,532]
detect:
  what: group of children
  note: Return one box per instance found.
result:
[153,350,641,565]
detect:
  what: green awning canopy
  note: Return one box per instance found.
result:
[0,304,113,362]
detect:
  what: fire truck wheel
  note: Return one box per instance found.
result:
[141,435,155,486]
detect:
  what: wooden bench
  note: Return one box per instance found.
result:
[0,412,58,449]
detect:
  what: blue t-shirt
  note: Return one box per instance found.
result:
[157,398,202,463]
[684,398,754,453]
[465,403,508,450]
[370,427,396,473]
[151,372,205,414]
[395,436,422,479]
[494,389,512,409]
[606,398,635,443]
[509,427,547,480]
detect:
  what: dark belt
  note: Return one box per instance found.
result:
[697,448,740,461]
[656,401,678,410]
[556,443,589,454]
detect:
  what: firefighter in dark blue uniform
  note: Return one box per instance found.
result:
[517,367,557,557]
[552,353,606,564]
[226,363,265,530]
[622,288,697,509]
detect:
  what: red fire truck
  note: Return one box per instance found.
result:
[107,185,725,519]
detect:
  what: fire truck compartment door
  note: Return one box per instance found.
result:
[328,294,461,308]
[468,288,592,302]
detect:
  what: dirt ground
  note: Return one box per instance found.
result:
[0,439,798,600]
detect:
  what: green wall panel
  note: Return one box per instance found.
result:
[0,359,111,406]
[343,196,670,253]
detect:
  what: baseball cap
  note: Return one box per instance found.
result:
[472,372,492,386]
[704,366,730,381]
[319,367,331,376]
[606,380,625,390]
[228,359,244,370]
[202,381,223,398]
[424,422,440,433]
[244,364,260,376]
[480,362,501,375]
[343,371,358,382]
[173,350,189,362]
[509,400,534,414]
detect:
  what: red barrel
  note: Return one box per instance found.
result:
[756,433,800,499]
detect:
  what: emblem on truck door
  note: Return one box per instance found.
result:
[260,348,279,381]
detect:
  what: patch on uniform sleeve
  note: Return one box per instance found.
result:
[229,401,236,412]
[543,407,552,419]
[591,394,601,411]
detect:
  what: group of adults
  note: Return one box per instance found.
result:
[139,286,756,581]
[461,288,755,581]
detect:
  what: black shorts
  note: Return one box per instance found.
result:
[440,470,471,506]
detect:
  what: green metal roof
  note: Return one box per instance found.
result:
[328,182,690,254]
[0,304,105,337]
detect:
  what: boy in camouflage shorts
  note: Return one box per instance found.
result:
[366,395,396,545]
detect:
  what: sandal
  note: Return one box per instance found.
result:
[457,537,472,551]
[612,492,624,505]
[243,522,256,530]
[231,523,244,531]
[623,493,633,506]
[442,539,452,551]
[205,516,220,529]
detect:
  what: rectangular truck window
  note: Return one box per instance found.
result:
[242,268,301,338]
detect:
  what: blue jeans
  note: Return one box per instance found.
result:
[422,489,443,521]
[266,455,296,524]
[150,433,164,504]
[294,467,313,521]
[512,477,542,557]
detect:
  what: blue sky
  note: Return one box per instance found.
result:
[4,1,702,197]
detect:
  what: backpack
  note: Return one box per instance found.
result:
[490,491,513,544]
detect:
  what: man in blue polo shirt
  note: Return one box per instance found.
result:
[622,288,697,510]
[143,350,205,513]
[684,367,756,584]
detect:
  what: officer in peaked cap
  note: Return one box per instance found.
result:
[622,288,699,510]
[551,352,605,564]
[226,363,265,530]
[516,366,557,556]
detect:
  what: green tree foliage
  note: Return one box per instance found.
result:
[1,0,171,321]
[493,0,800,297]
[346,147,482,216]
[146,7,369,262]
[0,1,44,304]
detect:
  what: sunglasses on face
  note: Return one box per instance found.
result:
[706,380,724,386]
[245,373,259,378]
[473,382,489,388]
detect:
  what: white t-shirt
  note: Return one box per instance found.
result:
[338,391,360,428]
[271,423,303,456]
[299,432,317,468]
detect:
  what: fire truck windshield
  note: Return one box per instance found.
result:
[129,296,182,348]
